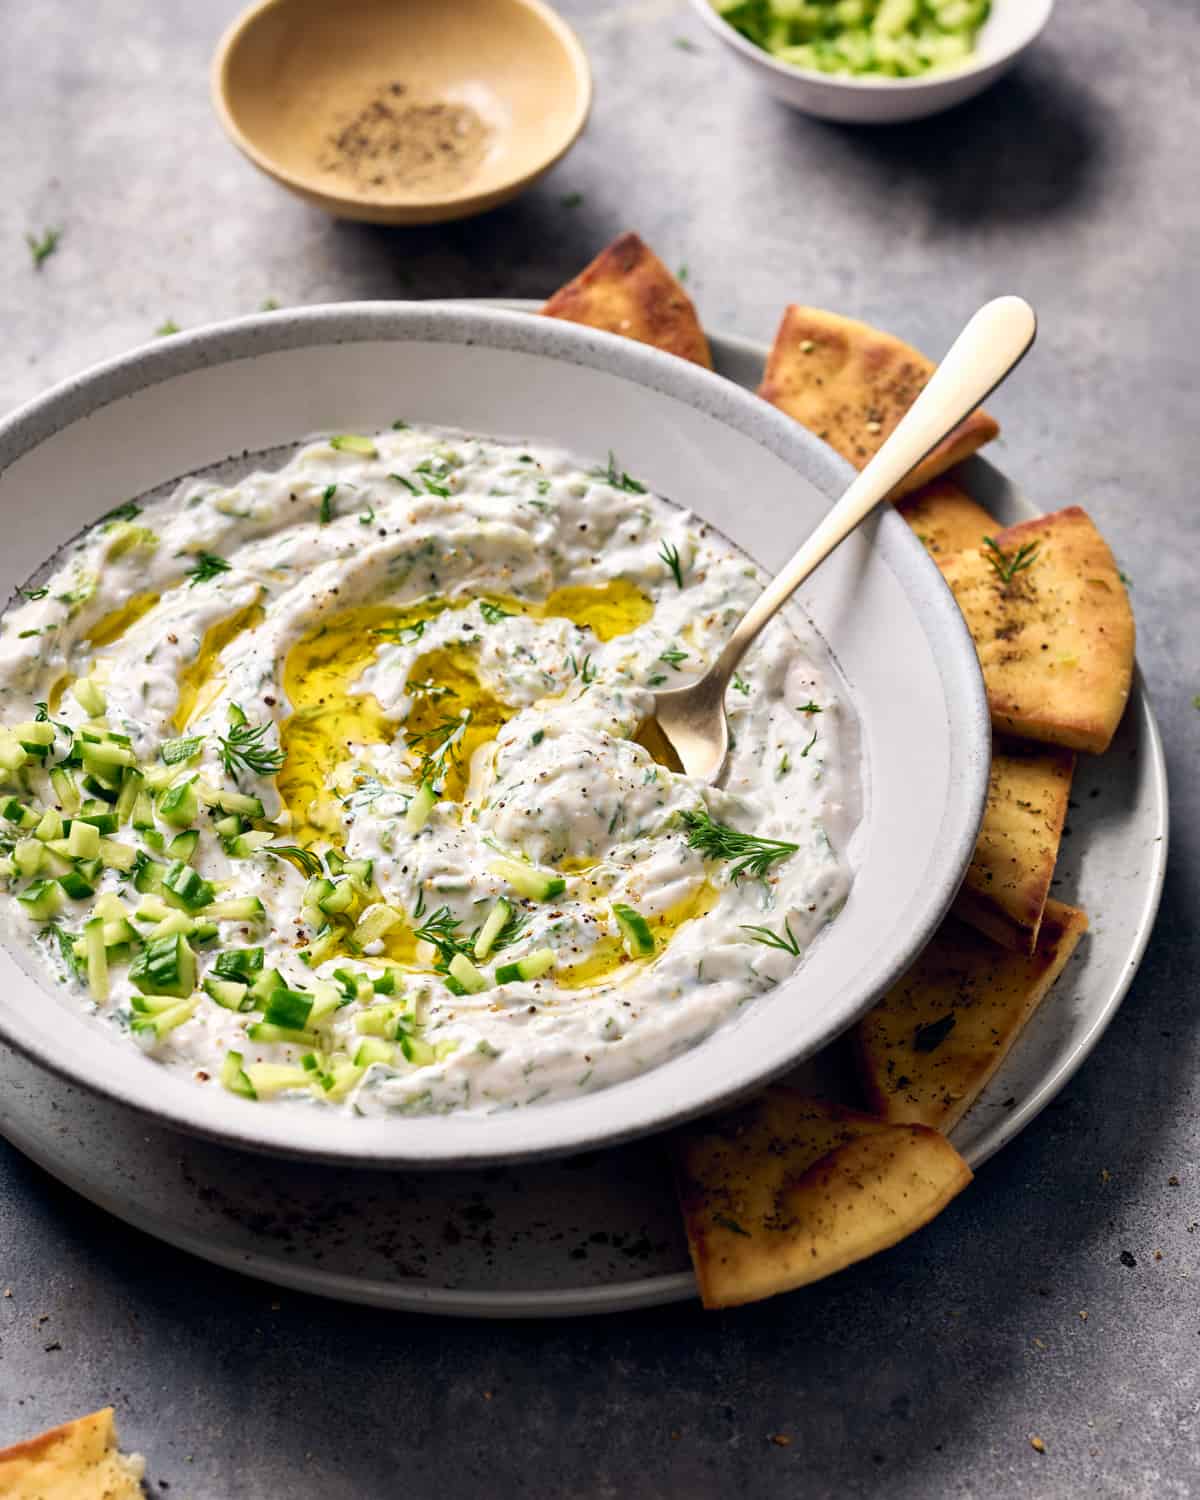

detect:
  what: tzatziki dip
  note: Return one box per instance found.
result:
[0,426,859,1116]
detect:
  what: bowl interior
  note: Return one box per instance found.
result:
[216,0,590,206]
[0,305,988,1167]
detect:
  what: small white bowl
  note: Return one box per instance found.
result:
[689,0,1054,124]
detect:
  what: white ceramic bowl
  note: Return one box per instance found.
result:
[689,0,1055,124]
[0,305,988,1167]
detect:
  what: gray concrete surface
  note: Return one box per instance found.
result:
[1,1,1197,1495]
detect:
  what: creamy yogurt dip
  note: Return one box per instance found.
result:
[0,426,859,1116]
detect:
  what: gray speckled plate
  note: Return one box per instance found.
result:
[0,316,1167,1317]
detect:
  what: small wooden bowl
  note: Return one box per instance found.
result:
[212,0,591,224]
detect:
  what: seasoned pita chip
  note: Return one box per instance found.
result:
[938,507,1135,753]
[757,307,998,497]
[0,1406,145,1499]
[855,900,1088,1133]
[953,738,1075,953]
[542,232,713,368]
[895,476,998,557]
[674,1091,972,1309]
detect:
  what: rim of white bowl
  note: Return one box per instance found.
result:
[688,0,1055,93]
[0,302,989,1168]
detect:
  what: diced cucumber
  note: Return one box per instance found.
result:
[67,820,101,860]
[404,781,436,834]
[129,932,196,998]
[83,916,109,1001]
[495,947,556,984]
[317,879,355,917]
[221,1049,256,1099]
[75,800,119,834]
[248,967,286,1005]
[93,892,129,923]
[132,852,166,894]
[613,902,655,957]
[142,829,165,852]
[97,837,136,872]
[213,813,243,838]
[243,1062,311,1097]
[304,875,335,912]
[489,856,566,902]
[82,767,122,801]
[101,917,139,948]
[72,678,106,717]
[13,839,44,879]
[307,980,345,1025]
[113,770,140,825]
[203,976,250,1011]
[79,739,135,772]
[160,735,204,766]
[58,864,100,901]
[354,1002,409,1037]
[473,897,511,960]
[0,733,29,775]
[350,903,400,949]
[319,1060,364,1101]
[131,788,155,829]
[298,923,340,967]
[1,798,37,829]
[157,778,198,829]
[329,433,377,456]
[166,829,199,861]
[225,831,273,858]
[324,849,345,876]
[49,767,80,816]
[211,946,264,983]
[399,1032,437,1067]
[262,988,314,1031]
[342,858,374,889]
[129,991,190,1015]
[131,997,197,1047]
[34,808,63,843]
[245,1022,319,1048]
[353,1038,395,1067]
[17,879,64,921]
[134,894,171,922]
[191,920,219,947]
[148,910,196,939]
[198,784,264,818]
[12,720,54,748]
[203,896,265,922]
[162,861,216,913]
[448,953,488,993]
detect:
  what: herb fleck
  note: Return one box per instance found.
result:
[982,535,1040,585]
[186,552,231,587]
[658,541,685,589]
[27,227,61,269]
[913,1014,957,1053]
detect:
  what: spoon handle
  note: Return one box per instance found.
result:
[715,295,1037,681]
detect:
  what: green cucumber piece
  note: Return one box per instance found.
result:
[203,896,265,922]
[225,831,273,858]
[203,976,250,1011]
[129,932,196,998]
[1,798,37,829]
[72,678,106,717]
[167,829,200,861]
[58,864,100,900]
[399,1033,436,1067]
[489,856,566,902]
[350,903,400,949]
[66,820,101,860]
[263,988,314,1031]
[447,952,488,994]
[160,735,204,766]
[353,1038,395,1067]
[211,946,264,983]
[243,1062,312,1097]
[248,967,285,1005]
[17,879,64,921]
[132,852,166,894]
[34,808,63,842]
[473,897,511,960]
[83,916,109,1001]
[404,781,436,834]
[613,902,655,957]
[162,860,215,913]
[75,800,119,834]
[157,778,198,828]
[245,1022,320,1048]
[317,879,354,917]
[329,433,377,456]
[130,997,197,1046]
[495,947,556,984]
[12,839,44,879]
[221,1049,256,1099]
[97,838,137,872]
[49,768,80,816]
[113,769,142,825]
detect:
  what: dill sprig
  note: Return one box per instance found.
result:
[412,905,472,967]
[27,227,61,269]
[479,600,514,625]
[680,808,799,883]
[187,552,231,587]
[218,704,286,780]
[658,540,685,588]
[591,451,646,494]
[740,919,802,956]
[659,646,688,669]
[474,905,530,955]
[319,484,337,524]
[266,845,323,879]
[406,710,470,787]
[982,535,1040,585]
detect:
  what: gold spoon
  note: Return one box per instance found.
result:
[649,296,1037,781]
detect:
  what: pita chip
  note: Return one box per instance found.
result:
[0,1407,145,1499]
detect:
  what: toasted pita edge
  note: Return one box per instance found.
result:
[854,900,1089,1133]
[952,739,1076,954]
[673,1094,971,1309]
[939,506,1135,754]
[895,475,999,558]
[756,305,997,494]
[0,1406,145,1499]
[541,231,713,368]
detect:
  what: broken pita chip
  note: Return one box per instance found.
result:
[952,738,1076,953]
[938,506,1135,753]
[0,1406,145,1500]
[673,1090,972,1309]
[542,232,713,368]
[895,475,999,557]
[757,306,998,496]
[855,900,1088,1133]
